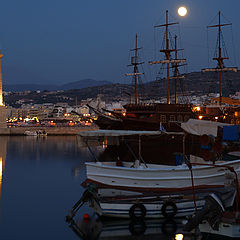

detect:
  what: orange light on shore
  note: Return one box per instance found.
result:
[198,115,203,120]
[0,158,2,180]
[193,106,201,112]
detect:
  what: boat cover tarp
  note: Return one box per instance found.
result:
[181,119,231,137]
[222,125,240,141]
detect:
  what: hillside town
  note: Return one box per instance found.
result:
[4,85,240,128]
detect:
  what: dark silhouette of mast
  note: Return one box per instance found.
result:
[171,35,185,104]
[126,34,144,104]
[202,11,237,106]
[149,10,186,104]
[174,35,178,104]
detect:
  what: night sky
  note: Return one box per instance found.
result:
[0,0,239,85]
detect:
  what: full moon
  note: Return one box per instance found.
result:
[178,6,188,17]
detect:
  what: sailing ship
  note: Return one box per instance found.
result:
[93,10,195,132]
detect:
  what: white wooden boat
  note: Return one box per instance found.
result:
[85,160,240,192]
[24,130,47,137]
[74,129,240,220]
[24,130,37,136]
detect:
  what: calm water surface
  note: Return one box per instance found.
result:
[0,136,91,240]
[0,136,216,240]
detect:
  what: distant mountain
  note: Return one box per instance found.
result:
[61,79,112,90]
[5,71,240,107]
[4,79,112,92]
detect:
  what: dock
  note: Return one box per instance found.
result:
[0,126,98,136]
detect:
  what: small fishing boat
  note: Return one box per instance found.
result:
[24,130,38,136]
[79,129,240,192]
[67,128,239,221]
[24,130,47,137]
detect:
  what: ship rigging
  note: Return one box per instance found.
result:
[202,11,238,106]
[149,10,186,104]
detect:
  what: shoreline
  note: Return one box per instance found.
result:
[0,126,98,136]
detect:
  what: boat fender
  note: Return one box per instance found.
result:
[161,201,177,219]
[129,203,146,219]
[129,219,146,236]
[161,219,177,235]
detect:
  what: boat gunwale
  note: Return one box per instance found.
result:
[85,160,240,172]
[87,169,234,181]
[82,178,224,192]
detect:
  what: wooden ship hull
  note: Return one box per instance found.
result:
[120,103,194,131]
[94,103,195,132]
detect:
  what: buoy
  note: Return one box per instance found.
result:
[83,213,90,222]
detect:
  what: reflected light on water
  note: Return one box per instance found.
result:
[0,96,3,106]
[0,157,2,199]
[102,139,108,149]
[175,233,184,240]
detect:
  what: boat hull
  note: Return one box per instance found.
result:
[93,186,236,219]
[100,199,204,218]
[85,160,240,191]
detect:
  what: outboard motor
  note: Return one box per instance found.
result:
[184,193,225,232]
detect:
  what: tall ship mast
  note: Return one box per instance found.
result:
[92,10,195,132]
[149,10,186,104]
[172,35,185,104]
[116,10,194,131]
[202,11,238,106]
[125,34,144,104]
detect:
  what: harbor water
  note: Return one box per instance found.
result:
[0,136,228,239]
